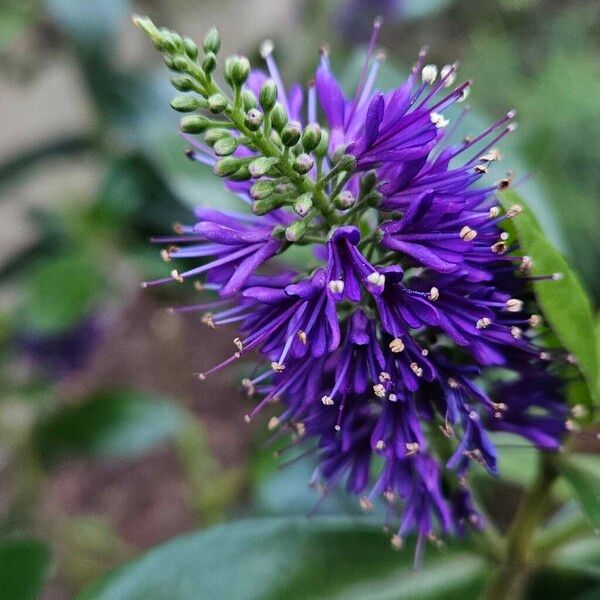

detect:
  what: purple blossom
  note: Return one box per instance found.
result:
[142,20,571,557]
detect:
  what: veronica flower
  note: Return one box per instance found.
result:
[135,16,571,560]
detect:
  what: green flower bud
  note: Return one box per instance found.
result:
[159,28,178,54]
[214,156,244,177]
[164,55,177,70]
[204,129,229,146]
[180,115,211,133]
[170,95,202,112]
[170,32,184,52]
[213,135,238,156]
[202,52,217,73]
[224,56,250,87]
[315,128,329,158]
[208,93,228,113]
[133,15,167,50]
[172,55,189,72]
[251,197,280,215]
[359,170,378,196]
[270,103,288,132]
[281,121,302,147]
[294,192,313,216]
[302,124,322,153]
[259,79,278,112]
[203,28,221,54]
[285,219,310,242]
[242,90,258,111]
[248,157,278,178]
[334,190,356,209]
[336,153,357,172]
[170,76,195,92]
[229,164,252,181]
[245,108,263,131]
[183,37,198,60]
[250,179,276,200]
[293,153,314,174]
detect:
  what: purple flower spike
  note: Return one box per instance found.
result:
[137,16,572,560]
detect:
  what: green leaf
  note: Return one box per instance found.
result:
[0,538,51,600]
[554,454,600,528]
[21,253,106,336]
[33,390,188,467]
[499,189,599,403]
[78,517,488,600]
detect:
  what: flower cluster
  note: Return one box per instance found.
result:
[135,17,569,560]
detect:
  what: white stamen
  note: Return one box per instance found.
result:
[505,298,523,312]
[367,272,385,288]
[389,338,405,353]
[321,395,334,406]
[373,384,386,398]
[440,64,456,86]
[476,317,491,329]
[428,287,439,301]
[421,64,438,84]
[388,393,398,402]
[460,225,477,241]
[430,111,449,128]
[268,416,279,430]
[271,361,286,372]
[328,279,345,294]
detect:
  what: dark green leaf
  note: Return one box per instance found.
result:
[78,517,488,600]
[21,253,106,335]
[554,454,600,528]
[0,538,51,600]
[33,390,188,467]
[499,189,599,403]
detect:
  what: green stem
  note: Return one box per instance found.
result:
[483,456,558,600]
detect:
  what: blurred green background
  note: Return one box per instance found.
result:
[0,1,599,598]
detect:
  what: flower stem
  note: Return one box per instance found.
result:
[483,455,558,600]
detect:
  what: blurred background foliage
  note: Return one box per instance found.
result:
[0,1,599,599]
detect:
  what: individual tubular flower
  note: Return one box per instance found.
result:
[135,16,572,558]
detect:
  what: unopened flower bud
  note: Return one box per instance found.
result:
[206,93,228,113]
[204,129,228,146]
[202,52,217,73]
[172,55,189,72]
[302,124,322,153]
[315,128,329,158]
[180,115,211,133]
[259,79,278,112]
[293,153,314,174]
[170,76,195,92]
[224,56,250,87]
[214,156,244,177]
[250,179,276,200]
[170,95,202,112]
[270,103,288,132]
[281,121,302,147]
[249,157,278,178]
[183,38,198,60]
[336,153,357,172]
[294,193,313,216]
[133,15,167,50]
[285,219,310,242]
[251,197,280,215]
[360,171,378,196]
[203,28,221,54]
[242,90,258,111]
[245,108,263,131]
[213,135,238,156]
[228,164,252,181]
[334,190,356,209]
